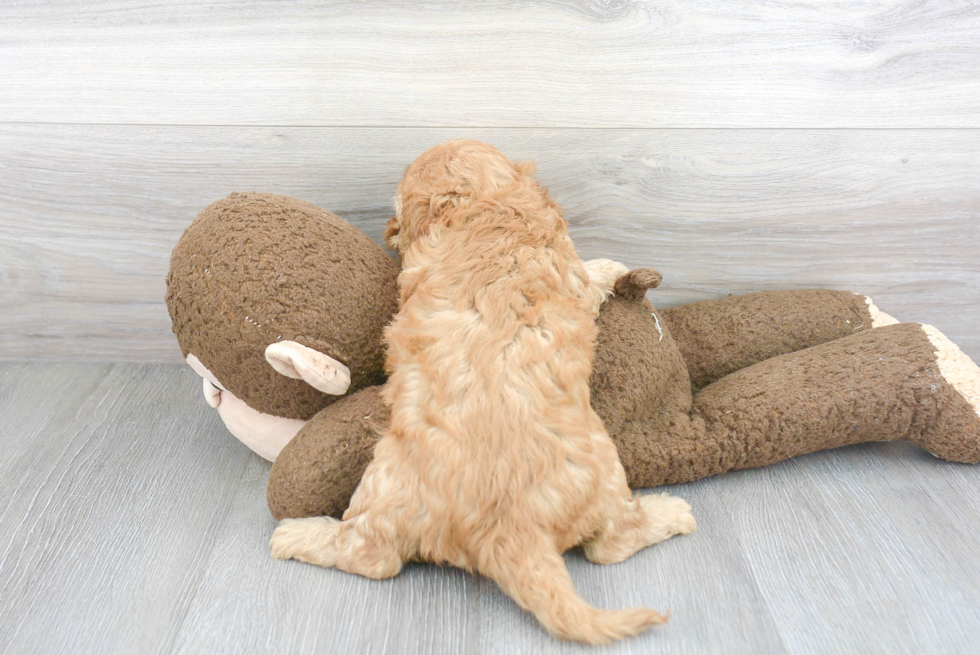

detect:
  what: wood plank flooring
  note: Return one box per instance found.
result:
[1,363,978,654]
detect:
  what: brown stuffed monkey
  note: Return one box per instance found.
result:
[165,193,980,520]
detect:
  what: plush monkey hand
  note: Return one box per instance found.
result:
[614,268,662,301]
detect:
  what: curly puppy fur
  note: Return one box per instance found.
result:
[270,140,696,644]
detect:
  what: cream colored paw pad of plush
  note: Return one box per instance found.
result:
[863,295,900,328]
[922,324,980,417]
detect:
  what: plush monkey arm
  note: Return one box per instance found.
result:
[614,322,980,489]
[267,386,387,520]
[659,290,896,391]
[606,270,893,392]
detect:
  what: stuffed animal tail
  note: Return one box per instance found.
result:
[479,536,667,644]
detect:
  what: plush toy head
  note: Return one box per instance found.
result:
[166,192,399,459]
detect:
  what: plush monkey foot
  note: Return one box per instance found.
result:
[862,295,900,328]
[615,322,980,488]
[913,324,980,462]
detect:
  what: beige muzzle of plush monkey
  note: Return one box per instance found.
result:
[184,342,351,461]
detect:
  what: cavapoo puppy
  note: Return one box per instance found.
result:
[270,140,696,644]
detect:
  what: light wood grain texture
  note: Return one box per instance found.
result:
[3,1,978,651]
[0,363,248,654]
[2,0,979,127]
[723,443,980,654]
[1,363,979,654]
[0,365,249,653]
[1,125,978,362]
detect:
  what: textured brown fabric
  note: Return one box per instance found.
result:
[269,296,692,519]
[166,193,399,419]
[589,297,691,437]
[268,386,388,520]
[616,322,980,488]
[661,290,874,391]
[269,317,980,520]
[613,268,662,301]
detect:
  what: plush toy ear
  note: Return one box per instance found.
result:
[264,341,351,395]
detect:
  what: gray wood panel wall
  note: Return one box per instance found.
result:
[2,1,979,362]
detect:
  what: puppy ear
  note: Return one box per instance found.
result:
[264,341,351,395]
[384,215,400,250]
[428,192,464,220]
[386,194,403,250]
[514,159,537,177]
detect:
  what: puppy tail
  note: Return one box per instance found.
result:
[481,537,668,644]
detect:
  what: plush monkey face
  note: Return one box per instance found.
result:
[166,192,399,460]
[184,352,308,461]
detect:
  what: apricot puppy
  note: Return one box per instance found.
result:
[270,140,696,644]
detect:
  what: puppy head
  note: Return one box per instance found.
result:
[386,140,538,252]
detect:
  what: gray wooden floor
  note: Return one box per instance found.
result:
[2,362,978,655]
[3,1,980,653]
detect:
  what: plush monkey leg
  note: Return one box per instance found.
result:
[617,322,980,488]
[267,386,387,520]
[659,290,896,391]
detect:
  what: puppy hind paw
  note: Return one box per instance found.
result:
[641,493,697,537]
[674,509,698,536]
[270,516,340,565]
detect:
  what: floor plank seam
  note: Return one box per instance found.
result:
[156,448,253,655]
